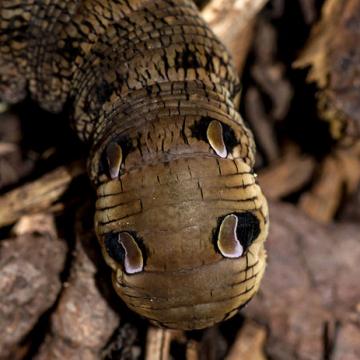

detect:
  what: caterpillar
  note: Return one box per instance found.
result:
[0,0,269,330]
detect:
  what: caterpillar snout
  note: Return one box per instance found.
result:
[1,0,269,331]
[94,148,268,329]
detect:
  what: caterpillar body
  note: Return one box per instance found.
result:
[0,0,269,330]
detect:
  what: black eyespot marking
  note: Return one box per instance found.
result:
[235,212,260,250]
[222,123,238,152]
[104,232,146,274]
[190,116,239,155]
[104,232,125,264]
[214,212,260,258]
[190,116,212,141]
[106,142,123,179]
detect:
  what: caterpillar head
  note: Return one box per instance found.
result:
[92,116,268,330]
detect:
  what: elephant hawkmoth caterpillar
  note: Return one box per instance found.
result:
[0,0,269,330]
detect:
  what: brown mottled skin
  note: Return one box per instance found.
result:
[0,0,268,329]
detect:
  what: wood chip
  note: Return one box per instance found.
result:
[333,323,360,360]
[0,161,85,228]
[258,147,316,199]
[247,201,360,359]
[13,213,58,238]
[299,161,341,223]
[226,320,267,360]
[201,0,268,74]
[186,340,200,360]
[298,148,360,223]
[251,19,293,121]
[0,214,66,359]
[245,87,281,163]
[294,0,360,140]
[145,328,171,360]
[35,205,119,360]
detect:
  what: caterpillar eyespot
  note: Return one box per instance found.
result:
[207,120,228,158]
[106,142,123,179]
[1,0,269,330]
[190,116,239,158]
[216,212,261,258]
[105,233,125,265]
[99,135,133,179]
[105,232,144,274]
[218,214,245,258]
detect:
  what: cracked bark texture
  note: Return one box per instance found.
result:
[35,205,119,360]
[0,215,67,360]
[295,0,360,141]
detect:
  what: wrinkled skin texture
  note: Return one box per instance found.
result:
[0,0,268,329]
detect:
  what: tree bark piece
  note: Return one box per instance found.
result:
[299,155,343,223]
[245,87,281,163]
[293,0,360,221]
[0,162,85,227]
[299,146,360,223]
[247,201,360,360]
[201,0,269,74]
[294,0,360,140]
[251,19,293,122]
[258,147,316,199]
[225,320,267,360]
[333,323,360,360]
[186,340,200,360]
[35,205,119,360]
[0,214,66,360]
[145,327,184,360]
[243,17,293,165]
